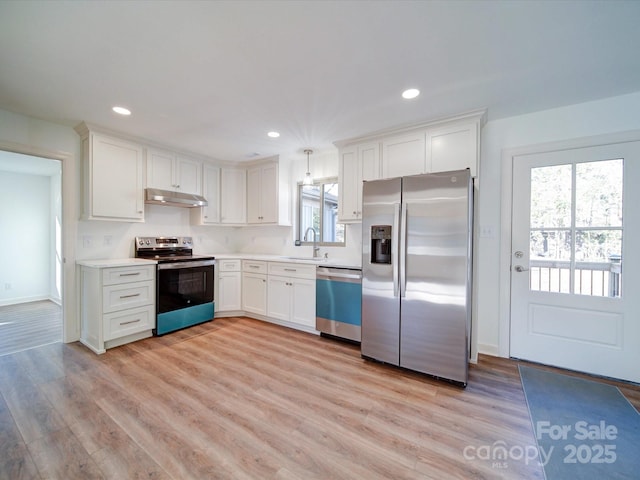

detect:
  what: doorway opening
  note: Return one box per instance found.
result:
[0,151,63,356]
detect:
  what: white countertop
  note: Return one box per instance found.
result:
[211,253,361,270]
[76,258,158,268]
[76,254,360,270]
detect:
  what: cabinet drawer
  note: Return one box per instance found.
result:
[102,265,155,286]
[103,280,154,313]
[242,260,267,274]
[268,262,316,279]
[218,259,241,272]
[104,305,155,341]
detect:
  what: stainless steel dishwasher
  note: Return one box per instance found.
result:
[316,266,362,342]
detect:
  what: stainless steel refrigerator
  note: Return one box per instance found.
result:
[361,169,473,386]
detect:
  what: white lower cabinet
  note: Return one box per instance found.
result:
[215,258,318,333]
[241,260,267,315]
[79,263,156,354]
[267,263,316,330]
[216,259,242,313]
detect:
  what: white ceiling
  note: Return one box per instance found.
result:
[1,0,639,163]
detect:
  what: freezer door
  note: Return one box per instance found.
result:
[361,177,401,365]
[400,171,472,384]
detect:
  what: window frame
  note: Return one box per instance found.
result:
[297,176,345,247]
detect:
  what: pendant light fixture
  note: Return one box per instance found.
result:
[303,149,313,185]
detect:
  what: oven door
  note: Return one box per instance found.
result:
[156,259,215,335]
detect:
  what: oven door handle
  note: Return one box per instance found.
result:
[157,259,216,270]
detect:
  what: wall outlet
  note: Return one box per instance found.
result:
[83,235,93,248]
[4,283,11,290]
[103,235,113,246]
[480,225,496,238]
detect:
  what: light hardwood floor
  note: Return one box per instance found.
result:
[0,301,62,357]
[1,316,638,479]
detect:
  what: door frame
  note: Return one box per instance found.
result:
[498,129,640,358]
[0,140,77,343]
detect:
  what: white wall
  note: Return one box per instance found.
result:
[476,91,640,356]
[0,172,51,305]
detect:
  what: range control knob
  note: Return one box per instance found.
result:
[146,240,151,245]
[138,240,144,246]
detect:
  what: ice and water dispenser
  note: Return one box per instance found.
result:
[370,225,392,264]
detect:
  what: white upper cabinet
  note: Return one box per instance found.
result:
[339,142,381,222]
[382,132,426,179]
[246,157,291,226]
[192,164,220,225]
[336,110,485,222]
[220,168,247,224]
[247,162,278,224]
[146,147,202,195]
[425,120,479,177]
[75,125,145,222]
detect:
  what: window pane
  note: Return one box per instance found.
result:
[529,230,572,294]
[530,230,571,261]
[300,185,320,239]
[575,229,622,262]
[530,165,572,228]
[322,182,344,243]
[575,159,623,227]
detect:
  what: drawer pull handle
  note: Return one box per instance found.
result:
[119,272,141,277]
[284,268,296,272]
[119,293,141,299]
[249,265,260,269]
[120,318,141,326]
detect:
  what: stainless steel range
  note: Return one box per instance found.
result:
[135,236,215,335]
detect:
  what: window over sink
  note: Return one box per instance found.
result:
[298,178,345,246]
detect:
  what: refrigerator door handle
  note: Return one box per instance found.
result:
[392,202,400,297]
[399,202,407,298]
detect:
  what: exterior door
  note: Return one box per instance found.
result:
[510,141,640,383]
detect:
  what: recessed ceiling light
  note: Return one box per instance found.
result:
[112,106,131,116]
[267,131,280,138]
[401,88,420,100]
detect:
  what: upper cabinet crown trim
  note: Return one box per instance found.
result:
[333,109,487,148]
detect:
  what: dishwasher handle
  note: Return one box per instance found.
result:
[316,267,362,281]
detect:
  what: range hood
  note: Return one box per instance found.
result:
[145,188,208,208]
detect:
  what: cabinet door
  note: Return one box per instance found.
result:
[200,165,220,224]
[176,155,202,195]
[267,275,291,321]
[426,122,478,176]
[259,163,278,223]
[242,273,266,315]
[382,132,426,179]
[247,163,278,224]
[91,134,144,221]
[291,278,316,327]
[146,148,175,190]
[360,142,381,182]
[220,168,246,224]
[218,271,241,311]
[338,146,359,221]
[246,166,262,223]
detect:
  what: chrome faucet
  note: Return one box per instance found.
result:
[303,227,320,258]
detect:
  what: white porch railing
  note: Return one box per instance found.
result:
[529,257,621,297]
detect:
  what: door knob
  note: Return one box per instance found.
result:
[514,265,529,272]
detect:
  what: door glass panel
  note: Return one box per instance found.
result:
[530,164,572,228]
[529,159,623,297]
[576,160,623,227]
